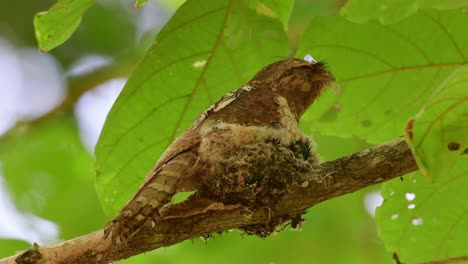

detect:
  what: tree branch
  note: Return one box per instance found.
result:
[0,137,418,264]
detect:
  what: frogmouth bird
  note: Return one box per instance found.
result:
[105,55,334,242]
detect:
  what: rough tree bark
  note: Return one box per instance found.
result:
[0,137,418,264]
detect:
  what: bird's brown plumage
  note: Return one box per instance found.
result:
[105,57,334,242]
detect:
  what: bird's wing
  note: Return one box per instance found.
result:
[106,84,254,241]
[105,128,201,241]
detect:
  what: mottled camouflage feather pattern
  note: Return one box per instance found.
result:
[105,58,334,242]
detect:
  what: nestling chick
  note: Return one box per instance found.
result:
[105,56,334,242]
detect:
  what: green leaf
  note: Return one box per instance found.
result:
[0,239,29,258]
[157,0,187,11]
[340,0,468,24]
[135,0,148,9]
[250,0,295,28]
[377,170,468,262]
[406,66,467,179]
[297,9,467,144]
[95,0,290,216]
[376,67,467,263]
[34,0,96,52]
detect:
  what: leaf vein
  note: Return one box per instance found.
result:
[416,96,467,149]
[341,62,465,83]
[419,10,467,62]
[167,0,237,145]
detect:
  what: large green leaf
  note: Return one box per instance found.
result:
[34,0,96,52]
[376,67,467,262]
[297,9,467,144]
[250,0,295,28]
[95,0,291,216]
[377,170,467,262]
[340,0,468,24]
[406,66,468,180]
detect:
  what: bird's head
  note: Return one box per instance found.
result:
[249,55,334,119]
